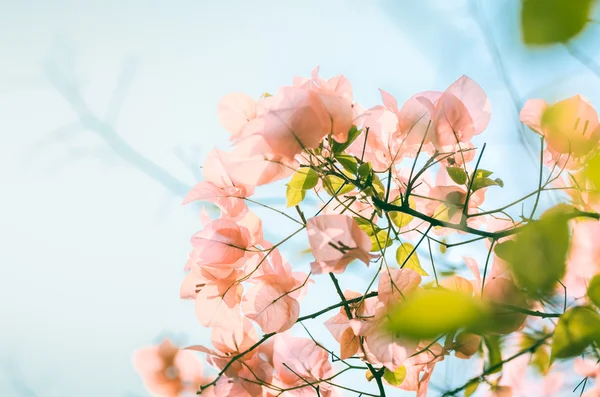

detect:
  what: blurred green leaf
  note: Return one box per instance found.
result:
[286,185,306,208]
[521,334,550,375]
[588,275,600,308]
[388,289,484,340]
[382,366,407,386]
[465,380,480,397]
[323,175,355,196]
[288,168,319,190]
[332,125,361,154]
[551,306,600,360]
[521,0,593,45]
[497,206,570,297]
[336,154,358,174]
[396,243,428,276]
[447,167,467,185]
[483,335,503,374]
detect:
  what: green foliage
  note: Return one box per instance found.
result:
[370,230,393,252]
[521,0,593,45]
[382,365,407,386]
[483,335,503,374]
[447,167,467,185]
[288,168,319,190]
[521,334,551,375]
[358,162,372,178]
[587,275,600,308]
[336,154,358,174]
[389,196,415,229]
[286,185,306,207]
[396,243,429,276]
[323,175,355,196]
[551,306,600,360]
[465,380,480,397]
[387,289,484,340]
[470,169,503,192]
[332,125,361,154]
[494,206,570,297]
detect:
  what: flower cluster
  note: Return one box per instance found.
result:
[133,68,600,397]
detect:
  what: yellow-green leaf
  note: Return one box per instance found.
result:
[497,206,570,297]
[483,335,502,374]
[465,380,480,397]
[447,167,467,185]
[551,306,600,360]
[396,243,428,276]
[286,185,306,208]
[587,274,600,309]
[387,289,484,340]
[332,125,361,154]
[371,230,393,252]
[288,168,319,190]
[382,366,407,386]
[323,175,355,196]
[389,196,416,229]
[336,154,358,174]
[521,0,592,45]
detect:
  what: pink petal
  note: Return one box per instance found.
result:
[445,75,491,135]
[520,99,548,135]
[217,92,257,137]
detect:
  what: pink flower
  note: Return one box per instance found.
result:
[396,342,445,397]
[217,92,257,139]
[183,148,254,217]
[133,340,213,397]
[189,218,252,269]
[272,334,337,397]
[377,268,422,305]
[306,214,377,274]
[392,75,490,150]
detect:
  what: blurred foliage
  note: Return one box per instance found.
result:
[494,206,571,297]
[521,0,594,45]
[551,306,600,359]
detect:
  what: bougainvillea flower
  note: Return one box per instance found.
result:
[133,339,212,397]
[306,214,376,274]
[564,219,600,297]
[392,75,490,149]
[217,92,258,139]
[272,333,337,397]
[183,148,253,217]
[189,218,252,269]
[521,95,600,159]
[396,342,445,397]
[377,268,422,305]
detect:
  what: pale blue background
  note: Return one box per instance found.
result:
[2,1,600,396]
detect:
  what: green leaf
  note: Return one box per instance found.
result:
[499,206,570,297]
[336,154,358,174]
[358,162,372,178]
[286,186,306,208]
[471,176,502,192]
[288,168,319,190]
[483,335,502,374]
[389,196,415,229]
[332,125,361,154]
[396,243,429,276]
[388,289,485,340]
[551,306,600,360]
[354,217,380,236]
[372,174,386,199]
[370,230,393,252]
[474,169,494,179]
[521,0,592,45]
[447,167,467,185]
[382,366,407,386]
[465,380,480,397]
[587,275,600,309]
[323,175,355,196]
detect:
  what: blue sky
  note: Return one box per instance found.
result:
[2,1,600,396]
